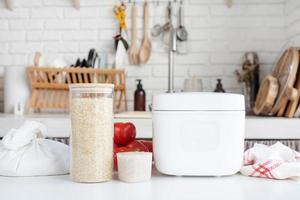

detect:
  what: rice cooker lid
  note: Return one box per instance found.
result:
[153,92,245,111]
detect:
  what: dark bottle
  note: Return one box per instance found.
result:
[134,79,146,111]
[214,79,226,93]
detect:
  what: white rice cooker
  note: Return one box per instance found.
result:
[152,92,245,176]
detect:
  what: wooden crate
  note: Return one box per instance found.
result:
[27,66,127,113]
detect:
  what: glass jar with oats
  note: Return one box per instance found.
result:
[69,84,114,183]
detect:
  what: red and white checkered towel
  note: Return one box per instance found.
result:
[240,142,300,179]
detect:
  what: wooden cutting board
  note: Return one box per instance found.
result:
[253,75,279,115]
[269,47,299,116]
[285,49,300,118]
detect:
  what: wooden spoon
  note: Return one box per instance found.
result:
[128,3,140,65]
[139,1,152,65]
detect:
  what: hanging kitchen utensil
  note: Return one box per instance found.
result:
[73,0,80,10]
[162,2,173,47]
[139,1,152,65]
[151,0,163,38]
[162,3,172,33]
[5,0,13,10]
[128,3,140,65]
[176,3,188,42]
[152,25,163,38]
[163,3,172,32]
[176,2,188,54]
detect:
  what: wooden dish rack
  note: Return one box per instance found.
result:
[27,66,127,113]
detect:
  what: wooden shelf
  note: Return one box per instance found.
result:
[0,113,299,139]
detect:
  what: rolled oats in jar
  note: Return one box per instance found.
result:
[69,84,114,183]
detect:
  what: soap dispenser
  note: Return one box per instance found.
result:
[134,79,146,111]
[214,79,226,93]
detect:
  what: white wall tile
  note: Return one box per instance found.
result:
[0,0,299,111]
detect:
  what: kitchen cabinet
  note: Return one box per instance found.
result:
[0,168,299,200]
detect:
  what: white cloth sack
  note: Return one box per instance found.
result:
[0,121,70,176]
[240,142,300,179]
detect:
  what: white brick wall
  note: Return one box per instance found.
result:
[286,0,300,44]
[0,0,298,111]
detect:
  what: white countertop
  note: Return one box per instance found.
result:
[0,169,299,200]
[0,112,300,139]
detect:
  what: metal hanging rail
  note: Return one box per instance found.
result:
[124,0,184,5]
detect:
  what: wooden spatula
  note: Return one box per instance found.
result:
[128,3,140,65]
[139,1,152,65]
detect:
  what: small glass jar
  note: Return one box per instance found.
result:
[183,77,203,92]
[69,84,114,183]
